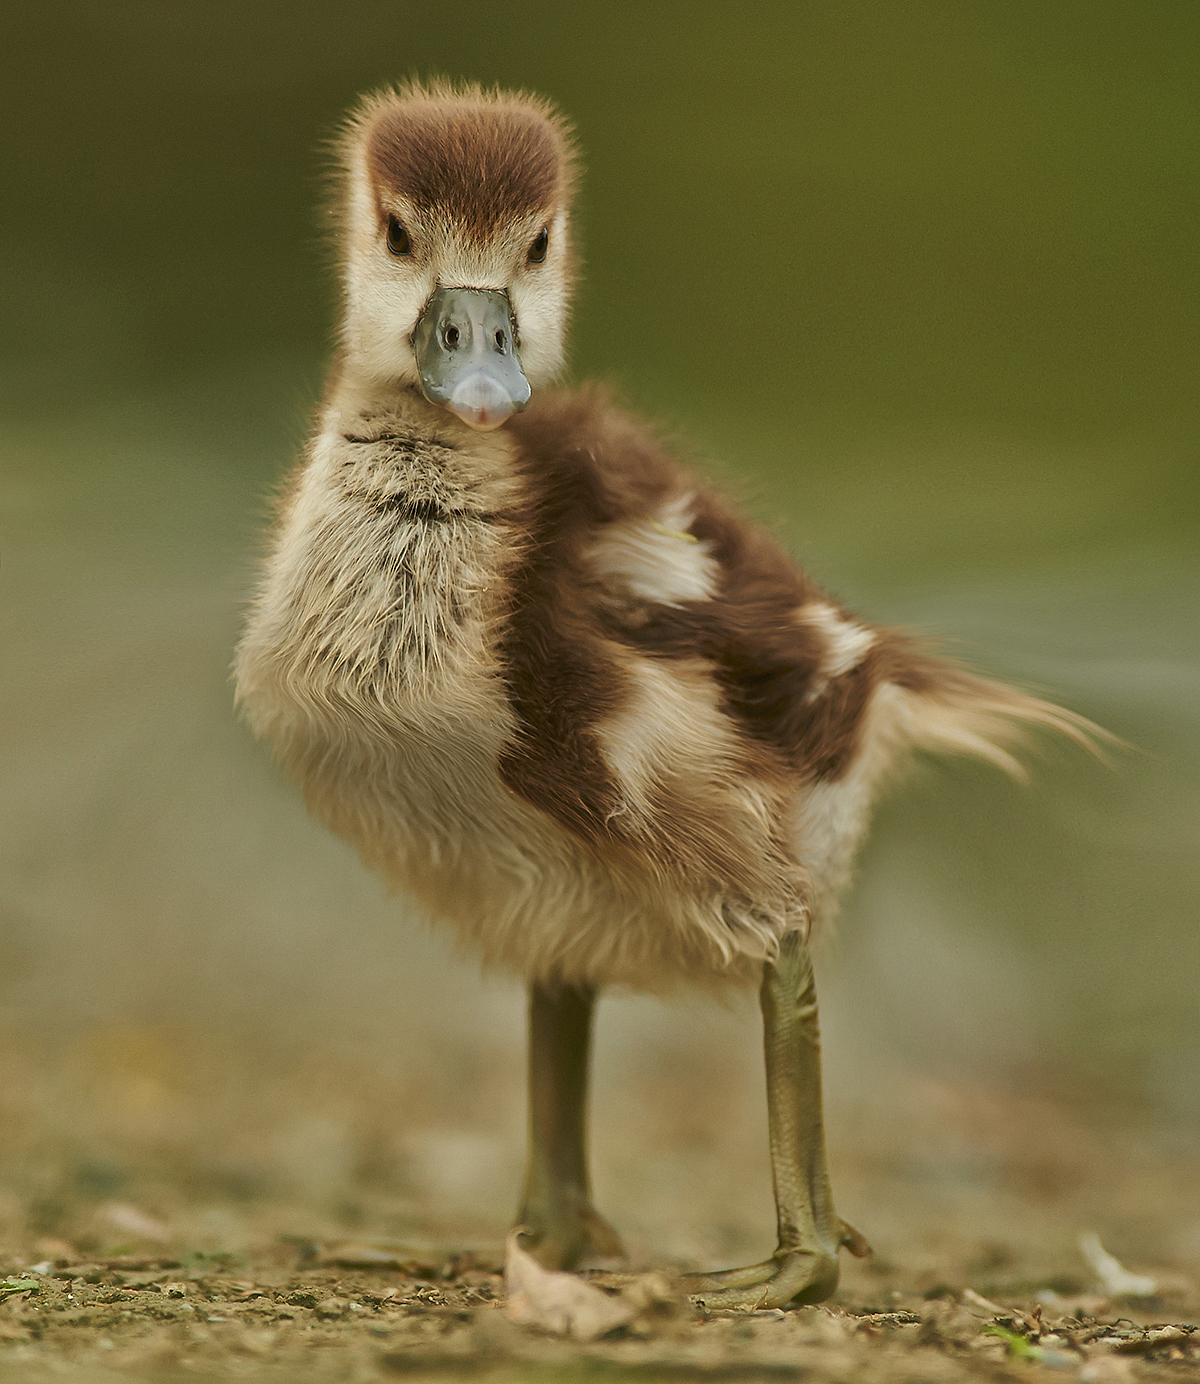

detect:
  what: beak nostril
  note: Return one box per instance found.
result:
[412,287,530,425]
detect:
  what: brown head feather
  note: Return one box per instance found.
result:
[348,80,577,242]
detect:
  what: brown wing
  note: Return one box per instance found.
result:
[497,389,909,840]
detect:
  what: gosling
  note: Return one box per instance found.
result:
[234,81,1099,1307]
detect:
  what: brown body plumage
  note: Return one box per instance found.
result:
[235,81,1100,1298]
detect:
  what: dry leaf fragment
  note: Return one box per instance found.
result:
[503,1231,634,1341]
[1111,1325,1194,1354]
[961,1287,1007,1317]
[1079,1234,1158,1298]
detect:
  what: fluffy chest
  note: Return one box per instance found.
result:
[257,420,524,717]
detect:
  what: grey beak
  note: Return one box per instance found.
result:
[411,287,532,431]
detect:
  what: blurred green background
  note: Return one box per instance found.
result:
[0,1,1197,1259]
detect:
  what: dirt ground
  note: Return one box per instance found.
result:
[0,1100,1195,1384]
[0,1237,1193,1383]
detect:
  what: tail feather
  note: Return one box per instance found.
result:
[884,657,1116,781]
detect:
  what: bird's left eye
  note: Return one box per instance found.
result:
[386,215,412,257]
[527,227,549,264]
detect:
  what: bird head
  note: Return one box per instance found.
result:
[337,81,577,430]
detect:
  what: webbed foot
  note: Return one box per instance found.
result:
[682,1219,869,1308]
[684,1247,840,1308]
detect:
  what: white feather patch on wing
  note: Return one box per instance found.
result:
[596,653,801,966]
[797,601,877,678]
[598,655,771,836]
[587,495,718,606]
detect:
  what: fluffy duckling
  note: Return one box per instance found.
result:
[235,81,1099,1306]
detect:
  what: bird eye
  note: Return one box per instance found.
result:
[386,215,411,257]
[527,227,549,264]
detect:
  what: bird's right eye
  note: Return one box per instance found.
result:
[386,215,412,257]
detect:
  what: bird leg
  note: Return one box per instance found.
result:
[683,929,867,1307]
[516,979,625,1269]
